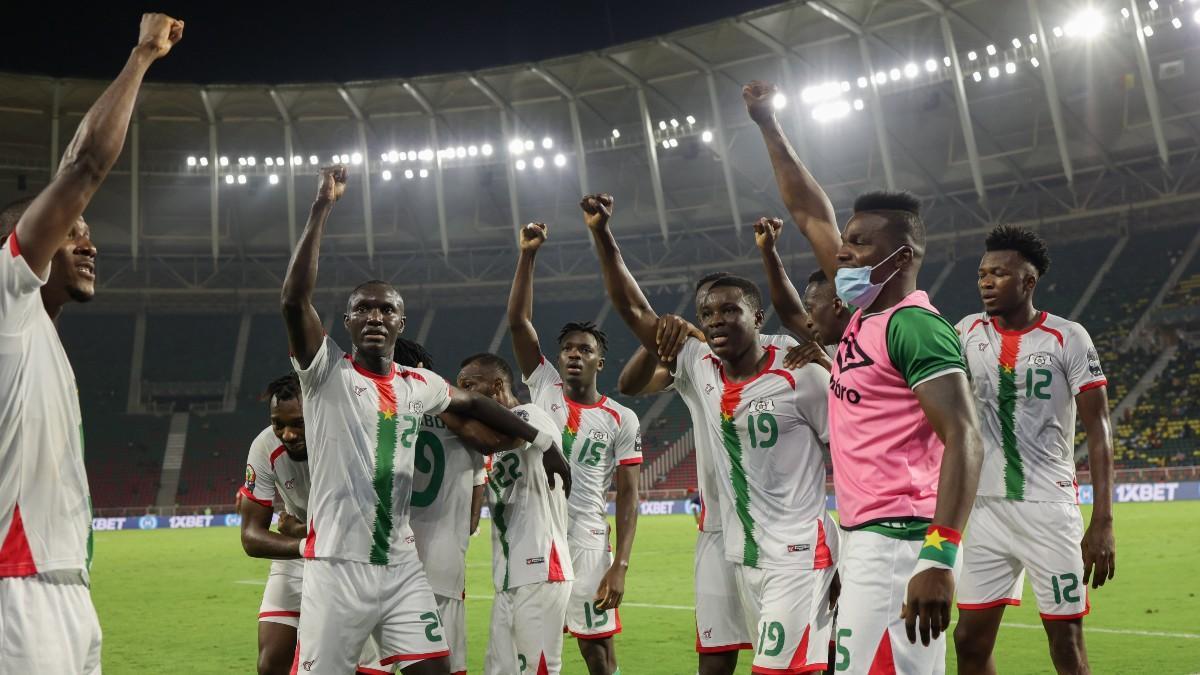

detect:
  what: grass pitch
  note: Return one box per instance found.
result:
[91,502,1200,673]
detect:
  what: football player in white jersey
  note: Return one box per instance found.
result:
[455,353,574,675]
[953,226,1116,675]
[0,14,182,675]
[585,194,838,675]
[281,166,570,675]
[236,373,311,675]
[507,222,641,675]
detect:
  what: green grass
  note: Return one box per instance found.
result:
[91,503,1200,674]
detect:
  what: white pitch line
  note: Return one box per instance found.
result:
[235,579,267,586]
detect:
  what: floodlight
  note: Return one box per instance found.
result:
[523,140,534,151]
[187,156,197,166]
[943,56,952,67]
[972,71,983,82]
[1052,26,1064,38]
[904,63,919,79]
[1005,62,1017,75]
[419,169,429,178]
[199,157,209,167]
[889,68,901,81]
[1121,7,1131,18]
[874,71,887,85]
[238,157,247,166]
[986,44,996,56]
[247,156,256,166]
[509,139,524,154]
[1029,33,1038,44]
[668,138,678,148]
[541,137,553,149]
[350,153,362,165]
[380,153,388,162]
[332,155,340,164]
[662,140,671,149]
[967,50,978,61]
[404,169,414,179]
[481,144,494,156]
[268,174,279,185]
[1172,17,1182,28]
[276,157,285,166]
[455,147,467,159]
[857,76,869,88]
[419,149,434,161]
[988,66,1000,78]
[533,156,546,169]
[812,100,851,123]
[1031,57,1040,68]
[853,99,864,111]
[293,155,303,165]
[515,159,526,171]
[381,170,392,181]
[1194,8,1200,25]
[1144,25,1154,36]
[468,145,478,157]
[669,119,679,128]
[265,157,275,166]
[658,120,668,131]
[1012,38,1022,48]
[840,81,851,92]
[925,59,938,72]
[388,151,399,163]
[225,174,234,184]
[237,174,247,185]
[1064,9,1105,38]
[309,155,319,165]
[553,153,566,167]
[701,130,713,143]
[219,156,229,166]
[612,129,621,139]
[1148,0,1158,9]
[686,115,696,125]
[340,154,350,164]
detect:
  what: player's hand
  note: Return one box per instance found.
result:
[783,342,831,371]
[580,193,614,232]
[655,314,699,362]
[828,570,841,611]
[902,568,953,646]
[519,222,548,253]
[743,80,777,126]
[753,217,783,251]
[593,564,627,611]
[316,165,348,204]
[541,445,572,498]
[277,511,307,539]
[137,13,184,59]
[1081,518,1116,588]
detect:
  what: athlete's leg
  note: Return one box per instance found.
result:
[694,530,752,671]
[375,554,451,675]
[435,595,468,675]
[1042,618,1088,675]
[298,559,376,675]
[567,548,621,674]
[483,589,516,675]
[511,581,571,675]
[257,622,298,675]
[257,563,303,675]
[1021,501,1091,675]
[952,607,1006,675]
[577,636,617,675]
[698,651,739,675]
[954,497,1024,675]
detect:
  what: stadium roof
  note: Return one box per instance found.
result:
[0,0,1198,308]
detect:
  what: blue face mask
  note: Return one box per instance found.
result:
[834,246,909,310]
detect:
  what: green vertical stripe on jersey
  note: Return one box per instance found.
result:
[719,383,758,568]
[998,332,1025,500]
[487,479,511,590]
[369,408,399,564]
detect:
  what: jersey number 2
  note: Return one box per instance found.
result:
[492,453,524,489]
[411,431,445,507]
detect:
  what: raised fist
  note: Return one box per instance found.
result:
[753,217,784,251]
[743,80,777,126]
[316,165,348,204]
[138,13,184,59]
[519,223,548,252]
[579,193,614,232]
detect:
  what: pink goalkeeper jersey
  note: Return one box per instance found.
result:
[828,291,966,528]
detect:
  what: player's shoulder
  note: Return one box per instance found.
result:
[398,365,444,385]
[955,312,988,335]
[513,402,556,430]
[760,332,801,350]
[248,426,280,459]
[598,395,639,428]
[1039,312,1089,344]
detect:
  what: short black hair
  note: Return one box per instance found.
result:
[705,275,763,311]
[460,352,514,386]
[0,197,35,245]
[265,373,301,403]
[558,321,608,355]
[807,269,829,285]
[985,225,1051,276]
[853,190,926,252]
[694,271,731,292]
[394,337,434,369]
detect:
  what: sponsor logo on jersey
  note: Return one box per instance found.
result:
[353,385,367,397]
[408,401,425,414]
[284,479,295,490]
[702,628,713,640]
[302,659,316,672]
[836,330,875,373]
[1056,480,1073,488]
[704,384,715,395]
[244,464,257,492]
[525,557,545,565]
[1086,348,1104,377]
[978,342,988,351]
[406,535,416,544]
[515,409,530,421]
[786,543,811,553]
[590,528,606,536]
[747,399,775,413]
[589,430,611,442]
[1028,352,1054,367]
[829,377,862,405]
[551,403,562,413]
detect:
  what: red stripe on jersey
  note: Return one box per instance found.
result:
[303,519,316,558]
[356,668,390,675]
[958,598,1021,610]
[7,232,20,257]
[269,445,287,470]
[0,504,38,577]
[290,641,300,675]
[1078,380,1107,393]
[1036,325,1064,347]
[547,541,566,582]
[1041,591,1090,620]
[238,486,272,509]
[750,625,825,673]
[398,369,427,384]
[618,457,642,466]
[344,354,397,381]
[967,318,987,334]
[765,369,796,390]
[259,610,301,618]
[536,652,549,675]
[695,630,753,653]
[867,631,896,675]
[698,496,707,531]
[813,519,833,569]
[380,650,451,666]
[570,608,623,639]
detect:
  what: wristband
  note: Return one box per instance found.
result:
[531,430,556,454]
[916,525,961,570]
[297,537,307,557]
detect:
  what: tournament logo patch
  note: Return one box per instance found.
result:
[836,330,875,373]
[515,409,530,421]
[244,464,257,492]
[1086,348,1104,377]
[1027,352,1054,367]
[634,431,642,453]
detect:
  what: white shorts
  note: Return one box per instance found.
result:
[259,559,304,627]
[298,555,447,675]
[483,581,571,675]
[565,547,621,639]
[694,529,752,654]
[958,497,1089,620]
[735,565,836,674]
[834,528,949,675]
[358,594,466,675]
[0,571,102,675]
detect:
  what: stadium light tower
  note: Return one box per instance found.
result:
[1063,8,1105,38]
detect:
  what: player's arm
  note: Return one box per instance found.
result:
[277,512,307,539]
[617,314,703,395]
[470,483,485,535]
[507,223,547,378]
[238,498,302,560]
[14,14,182,274]
[580,193,661,352]
[1078,385,1116,588]
[743,81,841,282]
[440,411,523,454]
[595,463,639,611]
[754,217,815,342]
[281,166,347,368]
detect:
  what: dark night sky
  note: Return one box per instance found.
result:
[0,1,784,84]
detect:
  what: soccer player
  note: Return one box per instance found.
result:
[952,226,1116,674]
[0,14,182,674]
[281,166,569,675]
[455,353,573,675]
[745,79,984,674]
[507,222,642,675]
[584,194,837,674]
[236,374,311,675]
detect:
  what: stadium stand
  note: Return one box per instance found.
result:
[177,411,265,506]
[59,312,135,414]
[85,414,171,510]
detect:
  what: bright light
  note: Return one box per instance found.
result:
[972,71,983,82]
[668,138,679,148]
[481,143,494,156]
[853,99,864,111]
[509,139,524,155]
[1005,62,1017,75]
[988,66,1000,78]
[238,157,247,166]
[515,159,526,171]
[350,153,362,165]
[1195,8,1200,25]
[1029,33,1038,44]
[968,50,978,61]
[1052,26,1064,38]
[553,153,567,167]
[419,169,429,178]
[658,120,668,131]
[1064,9,1105,39]
[811,100,851,123]
[331,155,340,164]
[840,81,851,92]
[388,150,399,163]
[771,92,787,109]
[224,174,234,185]
[889,68,901,81]
[404,169,414,180]
[293,155,303,165]
[419,149,434,162]
[611,128,621,139]
[904,63,919,79]
[381,170,392,181]
[276,157,285,167]
[309,155,319,165]
[701,130,713,143]
[268,173,279,185]
[455,147,467,159]
[186,156,197,166]
[247,156,257,166]
[541,137,553,150]
[661,139,671,149]
[943,56,952,67]
[468,145,478,157]
[925,59,938,72]
[1143,25,1155,37]
[801,82,842,104]
[874,71,887,85]
[219,156,229,167]
[1031,57,1040,68]
[686,115,696,125]
[380,153,388,162]
[199,157,209,167]
[669,119,679,128]
[237,174,247,185]
[523,140,534,151]
[1148,0,1158,9]
[1122,7,1131,18]
[1012,37,1022,48]
[1172,17,1183,28]
[986,44,997,56]
[265,157,274,166]
[857,76,869,88]
[340,154,350,164]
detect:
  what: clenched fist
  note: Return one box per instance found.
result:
[580,193,614,232]
[753,217,784,251]
[137,13,184,59]
[519,223,548,253]
[743,80,777,126]
[316,165,348,204]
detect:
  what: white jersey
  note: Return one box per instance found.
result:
[409,413,486,598]
[292,336,451,564]
[957,311,1107,503]
[0,235,91,577]
[673,337,833,570]
[239,426,311,521]
[486,403,573,591]
[681,333,797,534]
[523,357,641,550]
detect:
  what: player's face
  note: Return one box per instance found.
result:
[270,396,306,460]
[803,281,843,347]
[696,286,762,361]
[837,213,911,276]
[344,285,405,358]
[46,219,97,303]
[557,331,604,386]
[978,250,1036,316]
[456,363,503,401]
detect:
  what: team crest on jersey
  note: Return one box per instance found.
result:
[836,330,875,372]
[244,464,256,491]
[408,402,424,414]
[515,409,530,421]
[589,430,611,442]
[1027,352,1054,367]
[747,399,775,413]
[1086,348,1104,377]
[353,385,367,397]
